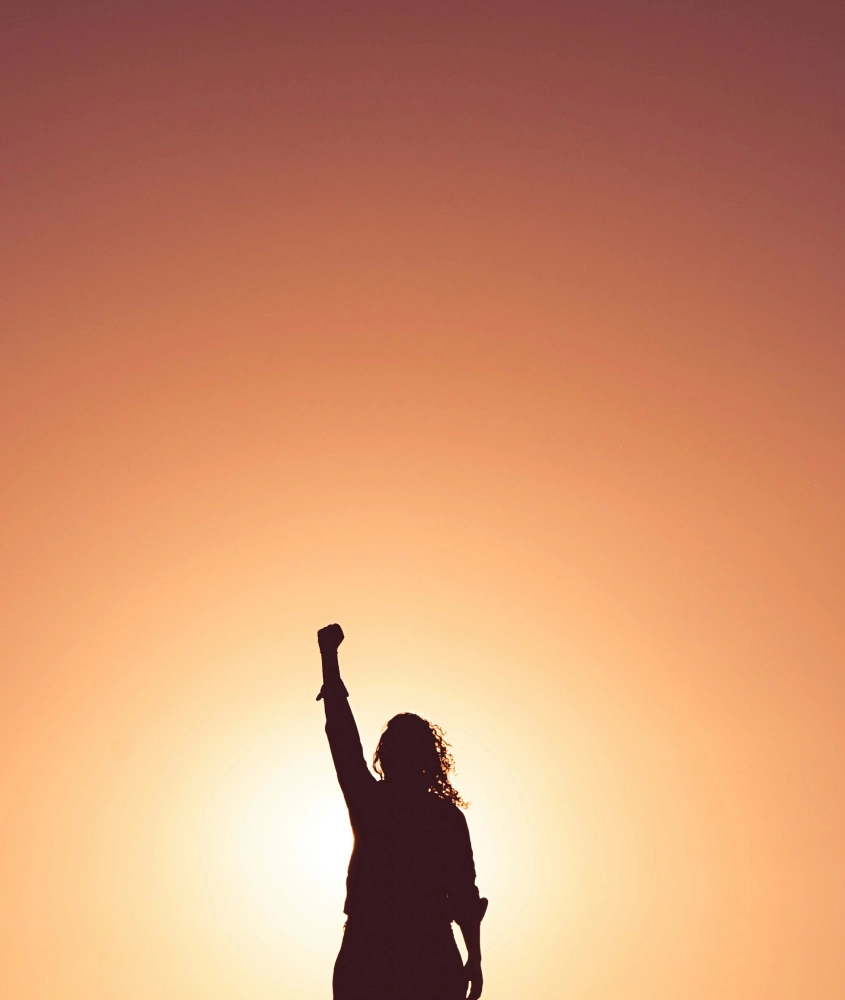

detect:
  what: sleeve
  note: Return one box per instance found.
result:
[321,682,376,810]
[447,807,484,926]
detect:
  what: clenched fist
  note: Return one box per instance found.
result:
[317,623,344,654]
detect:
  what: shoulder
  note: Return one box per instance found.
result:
[428,794,467,828]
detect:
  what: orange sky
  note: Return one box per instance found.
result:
[2,3,844,999]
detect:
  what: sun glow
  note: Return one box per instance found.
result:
[213,756,353,940]
[303,794,355,893]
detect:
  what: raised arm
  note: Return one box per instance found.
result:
[316,624,375,806]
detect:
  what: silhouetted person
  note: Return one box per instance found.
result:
[316,623,487,1000]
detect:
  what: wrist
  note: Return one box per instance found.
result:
[316,679,348,701]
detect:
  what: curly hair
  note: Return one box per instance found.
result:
[373,713,468,809]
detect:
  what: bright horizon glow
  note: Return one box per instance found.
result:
[219,764,353,916]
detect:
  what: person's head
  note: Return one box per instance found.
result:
[373,712,467,807]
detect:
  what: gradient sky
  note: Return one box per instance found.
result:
[2,3,844,999]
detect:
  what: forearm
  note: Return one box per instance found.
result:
[458,911,484,1000]
[321,648,341,687]
[318,647,355,738]
[457,918,482,963]
[316,646,348,701]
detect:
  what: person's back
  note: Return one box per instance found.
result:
[345,781,473,924]
[316,623,486,1000]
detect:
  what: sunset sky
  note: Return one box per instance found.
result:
[2,3,844,999]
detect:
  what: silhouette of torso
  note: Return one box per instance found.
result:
[322,689,479,999]
[344,779,475,924]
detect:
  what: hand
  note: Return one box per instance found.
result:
[317,623,344,654]
[464,958,483,1000]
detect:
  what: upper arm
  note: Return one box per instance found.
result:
[447,807,481,922]
[323,692,376,808]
